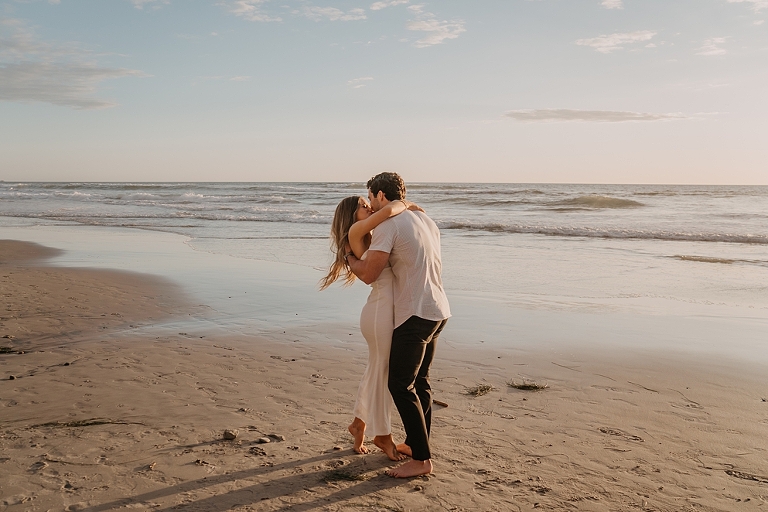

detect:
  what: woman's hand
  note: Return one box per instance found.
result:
[404,200,425,213]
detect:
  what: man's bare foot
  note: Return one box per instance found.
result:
[348,418,368,454]
[373,435,406,461]
[395,443,413,457]
[386,459,433,478]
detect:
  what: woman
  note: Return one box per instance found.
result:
[320,195,419,460]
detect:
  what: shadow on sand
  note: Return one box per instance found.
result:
[82,450,410,511]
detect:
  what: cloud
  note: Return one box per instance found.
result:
[601,0,623,9]
[0,18,80,59]
[755,19,766,24]
[696,37,728,56]
[219,0,282,22]
[0,62,142,108]
[406,8,465,47]
[130,0,170,9]
[370,0,409,10]
[726,0,768,12]
[301,7,367,21]
[0,17,143,109]
[504,109,688,122]
[575,30,656,53]
[193,75,252,83]
[348,76,373,88]
[692,82,730,91]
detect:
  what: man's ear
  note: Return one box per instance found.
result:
[377,190,386,202]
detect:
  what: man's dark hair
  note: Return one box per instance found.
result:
[367,172,406,201]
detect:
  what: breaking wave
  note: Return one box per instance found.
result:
[671,255,768,267]
[672,255,735,264]
[550,195,644,209]
[2,182,767,248]
[440,221,768,245]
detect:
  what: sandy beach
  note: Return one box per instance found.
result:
[3,0,768,503]
[1,239,767,511]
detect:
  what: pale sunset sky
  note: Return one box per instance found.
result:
[1,0,766,183]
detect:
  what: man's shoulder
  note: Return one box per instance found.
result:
[370,214,398,248]
[394,209,434,224]
[378,209,417,229]
[377,210,437,236]
[412,210,435,223]
[374,213,400,233]
[410,210,439,231]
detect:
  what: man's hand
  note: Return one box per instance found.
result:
[347,250,389,285]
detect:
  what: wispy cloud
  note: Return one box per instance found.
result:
[192,74,252,84]
[301,6,367,21]
[601,0,623,9]
[726,0,768,12]
[696,37,728,56]
[755,19,766,24]
[406,7,465,47]
[0,17,143,109]
[0,62,142,109]
[219,0,282,22]
[348,76,373,88]
[693,82,730,91]
[370,0,409,10]
[130,0,170,9]
[0,18,79,58]
[504,109,688,122]
[575,30,656,53]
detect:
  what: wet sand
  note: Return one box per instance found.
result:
[0,240,188,345]
[1,240,767,511]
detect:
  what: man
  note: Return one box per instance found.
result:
[346,172,451,478]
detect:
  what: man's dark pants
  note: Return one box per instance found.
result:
[388,315,448,462]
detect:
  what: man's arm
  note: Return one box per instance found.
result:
[346,250,389,285]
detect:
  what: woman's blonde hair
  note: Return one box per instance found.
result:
[319,196,361,290]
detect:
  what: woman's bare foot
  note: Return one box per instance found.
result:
[395,443,412,457]
[373,435,406,461]
[348,418,368,454]
[386,459,433,478]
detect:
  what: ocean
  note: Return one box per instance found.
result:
[1,182,767,360]
[2,182,767,244]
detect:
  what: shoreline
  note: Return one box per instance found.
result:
[3,223,767,366]
[1,239,767,510]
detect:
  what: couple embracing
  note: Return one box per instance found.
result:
[320,172,450,478]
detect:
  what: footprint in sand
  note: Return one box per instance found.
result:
[725,469,768,484]
[249,447,267,456]
[598,427,643,442]
[29,461,48,472]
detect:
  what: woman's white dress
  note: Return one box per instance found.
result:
[352,256,395,436]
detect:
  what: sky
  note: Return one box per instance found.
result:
[0,0,766,184]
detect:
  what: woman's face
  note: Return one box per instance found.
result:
[355,197,373,222]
